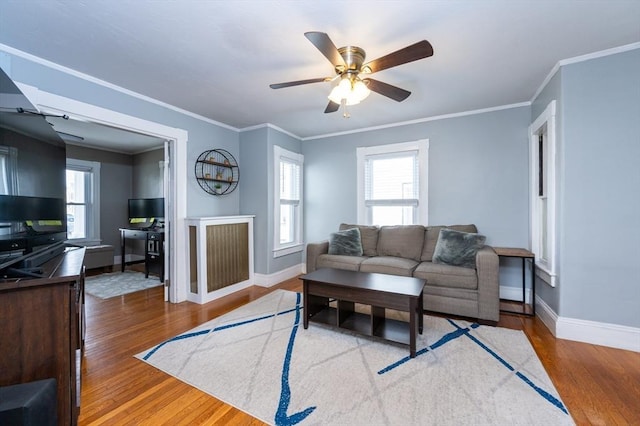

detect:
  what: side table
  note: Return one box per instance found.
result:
[494,247,536,316]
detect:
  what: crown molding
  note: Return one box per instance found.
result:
[302,102,531,141]
[0,43,239,132]
[530,42,640,104]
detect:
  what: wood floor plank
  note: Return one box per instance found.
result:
[78,276,640,425]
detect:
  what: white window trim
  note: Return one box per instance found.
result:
[273,145,304,258]
[66,158,101,245]
[356,139,429,225]
[529,100,557,287]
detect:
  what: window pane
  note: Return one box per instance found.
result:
[366,155,417,201]
[280,160,300,200]
[280,204,295,244]
[67,205,86,239]
[540,198,548,261]
[371,205,414,226]
[66,169,86,203]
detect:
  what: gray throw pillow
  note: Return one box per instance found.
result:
[328,227,363,256]
[432,228,486,269]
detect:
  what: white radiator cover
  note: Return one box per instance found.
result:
[185,215,255,304]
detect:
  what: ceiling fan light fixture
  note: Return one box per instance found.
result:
[327,76,370,106]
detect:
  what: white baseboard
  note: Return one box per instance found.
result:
[535,296,639,352]
[556,316,640,353]
[254,263,305,288]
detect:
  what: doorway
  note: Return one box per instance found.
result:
[17,82,189,303]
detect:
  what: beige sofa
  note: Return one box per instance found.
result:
[306,223,500,323]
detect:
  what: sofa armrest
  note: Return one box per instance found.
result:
[306,240,329,273]
[476,245,500,322]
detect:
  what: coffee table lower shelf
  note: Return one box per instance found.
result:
[309,307,412,345]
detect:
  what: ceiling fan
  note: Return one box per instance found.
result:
[269,32,434,116]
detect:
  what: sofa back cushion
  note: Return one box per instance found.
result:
[339,223,379,256]
[376,225,425,261]
[421,224,478,261]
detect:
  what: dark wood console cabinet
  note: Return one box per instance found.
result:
[0,247,86,425]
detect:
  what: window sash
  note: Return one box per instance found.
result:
[66,159,100,242]
[364,150,419,203]
[274,146,303,256]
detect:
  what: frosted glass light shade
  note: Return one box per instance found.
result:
[328,77,370,106]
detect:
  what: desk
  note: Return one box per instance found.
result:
[119,228,164,282]
[495,247,535,316]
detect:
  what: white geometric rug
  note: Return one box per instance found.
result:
[136,290,574,425]
[85,270,163,299]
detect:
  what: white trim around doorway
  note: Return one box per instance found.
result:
[16,82,189,303]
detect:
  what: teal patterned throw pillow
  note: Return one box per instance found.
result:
[432,228,486,268]
[328,227,363,256]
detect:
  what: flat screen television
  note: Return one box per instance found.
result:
[0,66,68,268]
[0,192,67,257]
[128,197,164,228]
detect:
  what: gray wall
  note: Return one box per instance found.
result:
[133,148,164,198]
[239,127,269,274]
[0,128,66,198]
[558,49,640,327]
[303,106,531,289]
[239,126,303,275]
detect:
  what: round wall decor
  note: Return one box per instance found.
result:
[194,149,239,195]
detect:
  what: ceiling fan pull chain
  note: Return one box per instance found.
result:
[342,99,350,118]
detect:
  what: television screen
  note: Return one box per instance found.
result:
[128,198,164,220]
[0,195,66,222]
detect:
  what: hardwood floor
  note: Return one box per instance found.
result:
[79,276,640,425]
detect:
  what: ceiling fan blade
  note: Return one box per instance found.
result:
[269,77,329,89]
[362,40,433,74]
[304,32,347,68]
[363,78,411,102]
[324,100,340,113]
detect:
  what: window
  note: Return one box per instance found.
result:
[530,101,557,286]
[66,159,101,242]
[273,145,303,257]
[0,145,18,195]
[357,140,429,226]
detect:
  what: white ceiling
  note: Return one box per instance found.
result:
[0,0,639,150]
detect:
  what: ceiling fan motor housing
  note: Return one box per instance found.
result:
[337,46,366,74]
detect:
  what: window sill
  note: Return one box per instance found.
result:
[535,263,557,287]
[273,244,304,258]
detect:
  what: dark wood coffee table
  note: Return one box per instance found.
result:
[299,268,425,358]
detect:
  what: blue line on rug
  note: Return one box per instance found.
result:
[274,292,316,426]
[141,306,298,361]
[459,325,569,415]
[377,322,479,374]
[377,319,568,415]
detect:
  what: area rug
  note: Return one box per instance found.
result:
[136,290,574,425]
[85,270,163,299]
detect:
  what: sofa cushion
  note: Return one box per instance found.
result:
[432,228,486,269]
[328,227,363,256]
[339,223,379,256]
[317,254,367,272]
[376,225,425,261]
[414,261,478,290]
[421,224,478,262]
[360,256,419,277]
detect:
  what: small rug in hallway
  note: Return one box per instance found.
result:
[85,270,163,299]
[136,290,574,425]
